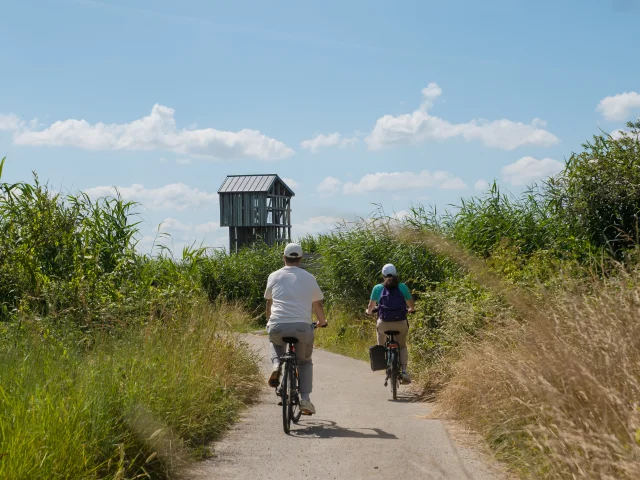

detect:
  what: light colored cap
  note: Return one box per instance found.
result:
[284,243,303,258]
[381,263,397,276]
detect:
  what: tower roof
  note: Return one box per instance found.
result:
[217,174,295,196]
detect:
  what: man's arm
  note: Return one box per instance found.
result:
[312,300,327,327]
[266,299,273,321]
[264,273,273,321]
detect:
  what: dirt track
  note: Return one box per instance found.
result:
[187,333,505,480]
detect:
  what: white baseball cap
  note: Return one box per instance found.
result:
[381,263,397,276]
[284,243,303,258]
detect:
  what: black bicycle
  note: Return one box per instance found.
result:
[276,322,326,434]
[371,308,412,400]
[383,329,402,400]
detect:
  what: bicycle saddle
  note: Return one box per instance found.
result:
[384,330,400,335]
[282,337,299,344]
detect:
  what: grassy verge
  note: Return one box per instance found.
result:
[439,269,640,478]
[313,308,373,361]
[0,301,260,479]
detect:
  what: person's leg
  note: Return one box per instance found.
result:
[394,320,410,370]
[292,324,314,397]
[270,342,286,365]
[266,324,286,386]
[376,320,386,346]
[267,324,287,362]
[377,320,411,382]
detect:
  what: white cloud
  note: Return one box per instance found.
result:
[293,216,342,238]
[0,113,22,131]
[136,235,159,254]
[194,221,221,233]
[282,177,299,189]
[155,218,227,252]
[161,218,221,235]
[343,170,467,195]
[392,209,410,220]
[611,128,640,140]
[502,156,564,186]
[341,136,358,148]
[475,179,490,191]
[316,176,343,195]
[420,82,443,107]
[365,84,559,150]
[7,104,294,161]
[300,133,358,152]
[597,91,640,121]
[176,158,192,165]
[85,182,218,211]
[161,217,192,232]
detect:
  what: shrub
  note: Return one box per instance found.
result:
[547,120,640,255]
[311,220,454,312]
[199,242,283,316]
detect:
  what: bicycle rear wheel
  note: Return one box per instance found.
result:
[389,350,398,400]
[291,365,301,423]
[281,361,292,433]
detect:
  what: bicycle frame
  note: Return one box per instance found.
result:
[383,332,402,400]
[273,322,324,433]
[370,307,411,400]
[277,340,302,434]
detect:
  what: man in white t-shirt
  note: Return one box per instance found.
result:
[264,243,327,415]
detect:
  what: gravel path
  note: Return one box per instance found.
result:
[186,333,505,480]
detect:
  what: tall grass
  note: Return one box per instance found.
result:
[439,268,640,478]
[199,242,283,316]
[313,309,373,361]
[0,164,262,479]
[310,217,456,312]
[0,302,260,479]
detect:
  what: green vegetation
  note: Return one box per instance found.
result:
[201,123,640,478]
[200,241,283,315]
[0,304,259,479]
[3,120,639,479]
[0,165,260,479]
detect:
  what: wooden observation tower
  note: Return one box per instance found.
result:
[218,174,295,253]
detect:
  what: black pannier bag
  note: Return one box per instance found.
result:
[369,345,387,371]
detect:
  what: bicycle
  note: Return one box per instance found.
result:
[383,328,402,400]
[276,322,326,434]
[370,308,412,400]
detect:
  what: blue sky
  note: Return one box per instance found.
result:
[1,0,639,252]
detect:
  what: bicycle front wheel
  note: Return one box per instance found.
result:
[281,361,292,433]
[389,350,398,400]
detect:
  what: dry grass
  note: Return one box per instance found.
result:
[439,271,640,479]
[397,227,640,478]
